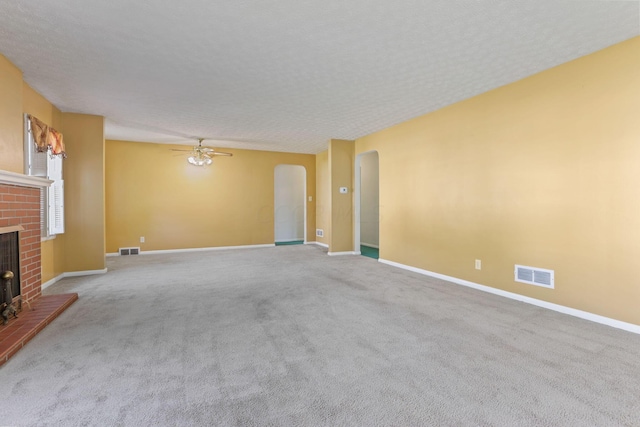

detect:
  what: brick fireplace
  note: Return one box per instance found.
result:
[0,170,77,365]
[0,182,42,306]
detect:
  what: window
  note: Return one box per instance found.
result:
[24,114,65,238]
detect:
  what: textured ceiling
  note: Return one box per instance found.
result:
[0,1,638,153]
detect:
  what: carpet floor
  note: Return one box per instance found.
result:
[1,245,639,426]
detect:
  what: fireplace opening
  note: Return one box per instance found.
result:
[0,231,21,306]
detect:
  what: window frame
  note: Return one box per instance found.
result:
[23,114,65,239]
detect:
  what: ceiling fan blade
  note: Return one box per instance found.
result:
[169,148,192,152]
[200,147,233,156]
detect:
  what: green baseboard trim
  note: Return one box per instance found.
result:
[275,240,304,246]
[360,245,379,259]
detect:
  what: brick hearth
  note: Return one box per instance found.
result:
[0,293,78,366]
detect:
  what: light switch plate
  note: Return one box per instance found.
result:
[339,187,348,194]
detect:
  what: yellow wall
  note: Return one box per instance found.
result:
[0,54,24,173]
[0,60,69,283]
[315,150,330,246]
[62,113,106,272]
[105,140,316,252]
[22,83,66,282]
[22,82,63,130]
[328,139,354,253]
[356,36,640,325]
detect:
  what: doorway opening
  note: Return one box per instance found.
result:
[274,165,306,246]
[354,151,379,259]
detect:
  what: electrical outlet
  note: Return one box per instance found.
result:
[475,259,481,270]
[316,229,324,237]
[140,236,145,243]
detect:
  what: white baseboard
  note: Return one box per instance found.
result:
[64,268,108,277]
[328,251,357,256]
[275,238,304,243]
[41,268,108,290]
[305,241,329,248]
[140,243,275,255]
[378,258,640,335]
[41,274,64,290]
[108,244,276,257]
[360,242,379,249]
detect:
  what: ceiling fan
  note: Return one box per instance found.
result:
[171,138,233,166]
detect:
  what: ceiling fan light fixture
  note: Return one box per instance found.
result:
[187,153,212,166]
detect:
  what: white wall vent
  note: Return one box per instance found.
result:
[316,229,324,237]
[119,247,140,256]
[515,265,554,288]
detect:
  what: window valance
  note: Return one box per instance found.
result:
[27,114,66,157]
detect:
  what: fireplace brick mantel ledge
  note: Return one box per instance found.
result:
[0,170,52,189]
